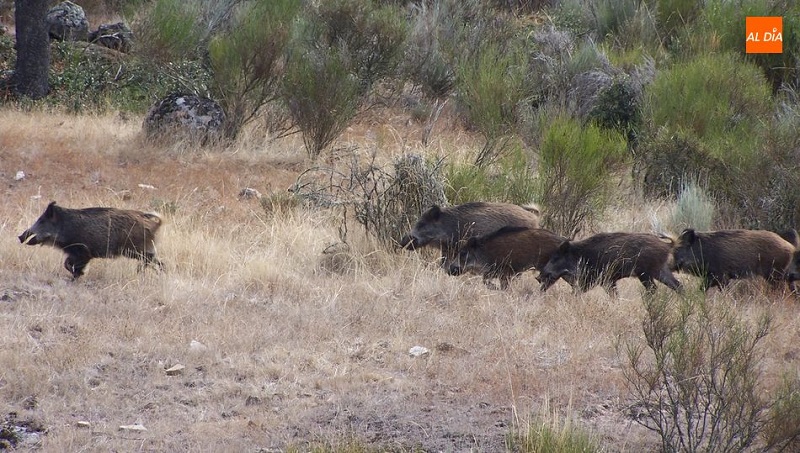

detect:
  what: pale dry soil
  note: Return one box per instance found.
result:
[1,110,799,452]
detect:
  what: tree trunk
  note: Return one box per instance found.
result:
[11,0,50,99]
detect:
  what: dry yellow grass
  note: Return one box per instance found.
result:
[1,109,798,452]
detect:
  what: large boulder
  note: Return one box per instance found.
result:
[46,1,89,41]
[143,93,226,144]
[89,22,133,53]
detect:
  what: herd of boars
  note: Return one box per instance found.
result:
[400,201,800,295]
[16,200,800,294]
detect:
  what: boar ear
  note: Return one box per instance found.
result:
[557,240,570,253]
[44,201,58,218]
[423,205,442,221]
[679,229,696,244]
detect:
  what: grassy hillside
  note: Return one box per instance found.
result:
[1,110,799,452]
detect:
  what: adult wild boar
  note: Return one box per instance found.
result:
[448,226,567,289]
[19,201,164,279]
[672,228,795,290]
[538,232,682,294]
[787,250,799,293]
[398,202,540,268]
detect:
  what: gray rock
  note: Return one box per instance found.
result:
[89,22,133,53]
[46,1,89,41]
[143,93,226,145]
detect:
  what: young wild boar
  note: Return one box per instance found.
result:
[398,202,540,269]
[538,232,682,294]
[672,228,795,291]
[19,201,164,279]
[448,226,567,289]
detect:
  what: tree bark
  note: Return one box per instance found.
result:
[11,0,50,99]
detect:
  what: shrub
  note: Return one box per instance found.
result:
[283,18,362,159]
[636,129,728,200]
[684,0,800,93]
[46,42,210,113]
[622,292,772,452]
[444,140,537,206]
[317,0,408,93]
[509,402,600,453]
[588,76,640,145]
[642,52,770,166]
[403,1,456,100]
[133,0,205,63]
[535,116,628,238]
[207,0,300,138]
[668,180,716,233]
[456,38,530,166]
[762,373,800,451]
[290,152,447,248]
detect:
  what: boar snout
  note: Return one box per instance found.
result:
[448,263,463,276]
[398,234,417,250]
[18,230,38,245]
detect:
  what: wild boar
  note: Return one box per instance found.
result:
[448,226,567,289]
[538,232,682,294]
[787,250,799,293]
[672,228,795,291]
[19,201,164,279]
[398,202,540,269]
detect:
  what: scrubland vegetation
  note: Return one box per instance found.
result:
[2,0,800,451]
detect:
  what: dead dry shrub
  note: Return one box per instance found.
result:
[289,151,446,248]
[620,292,798,452]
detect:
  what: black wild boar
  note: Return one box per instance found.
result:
[19,201,164,279]
[448,226,567,289]
[398,202,540,269]
[672,228,795,291]
[538,232,682,294]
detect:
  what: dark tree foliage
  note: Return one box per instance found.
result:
[11,0,50,99]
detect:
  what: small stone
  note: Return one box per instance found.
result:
[165,364,185,376]
[238,188,262,200]
[76,421,91,428]
[138,184,156,190]
[119,424,147,432]
[189,340,207,352]
[408,346,430,358]
[15,170,25,181]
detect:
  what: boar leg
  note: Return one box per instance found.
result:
[138,252,165,273]
[64,253,90,279]
[656,270,683,293]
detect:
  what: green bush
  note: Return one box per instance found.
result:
[682,0,800,93]
[637,128,728,200]
[317,0,408,92]
[588,76,640,145]
[622,292,774,452]
[46,42,210,113]
[207,0,300,138]
[445,139,537,206]
[283,18,362,159]
[456,39,530,166]
[638,52,773,211]
[535,116,628,238]
[643,52,770,166]
[133,0,204,63]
